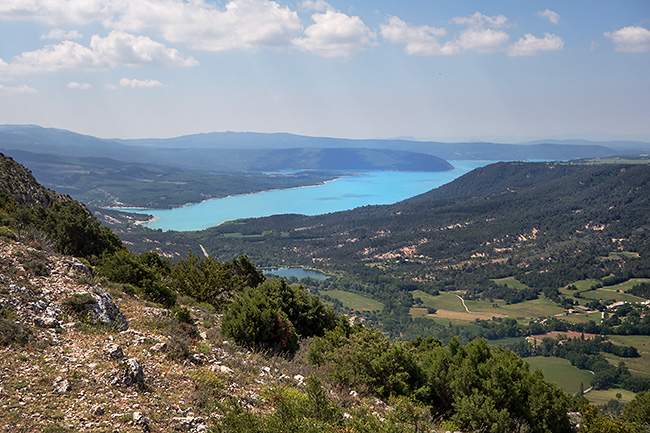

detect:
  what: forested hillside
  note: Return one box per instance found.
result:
[3,152,650,432]
[113,162,650,347]
[119,162,650,287]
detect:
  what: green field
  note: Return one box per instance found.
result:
[563,278,650,304]
[487,337,526,346]
[489,297,564,319]
[603,335,650,376]
[580,288,646,303]
[412,290,465,312]
[525,356,594,395]
[492,277,532,290]
[564,279,600,291]
[561,311,602,324]
[410,290,564,323]
[585,388,637,403]
[320,290,384,312]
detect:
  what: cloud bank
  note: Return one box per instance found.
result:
[382,12,563,56]
[604,26,650,53]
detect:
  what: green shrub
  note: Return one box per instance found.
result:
[171,253,264,310]
[620,390,650,430]
[221,278,336,355]
[0,225,17,241]
[172,305,194,325]
[221,285,298,354]
[96,250,176,307]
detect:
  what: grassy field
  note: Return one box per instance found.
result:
[525,356,594,395]
[585,388,637,403]
[410,290,565,324]
[564,279,600,291]
[561,311,602,324]
[583,157,650,165]
[412,291,466,312]
[494,298,564,319]
[487,336,526,346]
[579,288,647,303]
[320,290,384,312]
[492,277,532,290]
[602,335,650,376]
[563,278,650,304]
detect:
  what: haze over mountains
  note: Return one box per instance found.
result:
[2,125,649,174]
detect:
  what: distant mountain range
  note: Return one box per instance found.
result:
[2,125,649,174]
[2,123,650,209]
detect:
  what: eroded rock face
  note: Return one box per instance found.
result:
[172,416,207,433]
[104,343,124,360]
[53,376,71,393]
[112,357,145,389]
[84,286,129,331]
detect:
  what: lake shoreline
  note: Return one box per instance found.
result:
[115,162,495,232]
[107,174,349,212]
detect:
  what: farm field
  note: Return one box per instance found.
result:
[580,288,647,304]
[492,277,532,290]
[585,388,637,403]
[563,278,650,304]
[560,311,602,324]
[319,289,384,312]
[490,297,564,319]
[410,290,565,323]
[487,336,526,346]
[603,335,650,376]
[524,356,594,395]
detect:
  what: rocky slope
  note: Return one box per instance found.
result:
[0,238,299,432]
[0,236,419,433]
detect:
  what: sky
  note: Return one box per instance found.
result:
[0,0,649,142]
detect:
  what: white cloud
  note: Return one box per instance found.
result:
[1,0,304,53]
[41,28,83,40]
[0,0,120,25]
[380,16,446,55]
[604,26,650,53]
[294,10,376,58]
[0,31,197,75]
[7,41,99,73]
[383,12,563,56]
[537,9,560,25]
[445,12,510,54]
[0,83,37,94]
[119,77,165,88]
[299,0,333,12]
[451,12,508,29]
[450,28,510,54]
[67,81,92,89]
[90,31,198,67]
[509,33,563,56]
[159,0,303,51]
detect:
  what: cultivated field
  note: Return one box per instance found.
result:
[320,289,384,312]
[525,356,594,395]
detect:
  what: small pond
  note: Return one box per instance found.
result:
[263,267,329,281]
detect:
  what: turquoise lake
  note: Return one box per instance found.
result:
[124,160,494,231]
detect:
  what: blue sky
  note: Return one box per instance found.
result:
[1,0,649,141]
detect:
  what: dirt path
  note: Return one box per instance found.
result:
[455,294,470,313]
[199,244,209,258]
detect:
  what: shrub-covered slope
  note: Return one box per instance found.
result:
[3,153,650,433]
